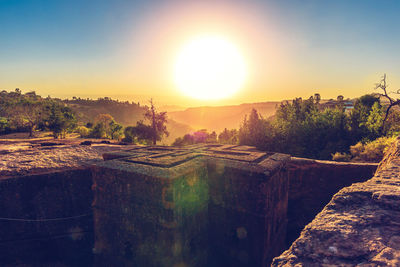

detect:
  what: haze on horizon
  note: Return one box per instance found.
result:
[1,0,400,107]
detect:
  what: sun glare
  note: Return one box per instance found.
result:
[174,35,247,100]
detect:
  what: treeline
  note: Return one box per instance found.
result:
[0,90,169,144]
[172,128,237,146]
[172,94,400,162]
[64,96,140,107]
[64,96,144,127]
[0,89,76,138]
[238,94,399,160]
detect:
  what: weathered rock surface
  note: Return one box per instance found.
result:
[273,137,400,266]
[0,142,138,178]
[0,141,129,266]
[0,169,94,266]
[286,158,377,249]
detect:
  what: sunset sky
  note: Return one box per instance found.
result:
[1,0,400,106]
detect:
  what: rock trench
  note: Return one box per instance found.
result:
[273,137,400,266]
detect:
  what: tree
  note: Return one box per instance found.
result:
[45,102,77,138]
[207,131,217,143]
[90,123,106,138]
[238,109,270,149]
[358,94,380,109]
[109,120,123,140]
[144,99,169,145]
[251,95,352,159]
[13,98,43,137]
[218,128,238,144]
[4,92,44,137]
[365,102,384,138]
[77,126,90,137]
[0,117,10,133]
[374,74,400,127]
[172,134,195,146]
[348,94,380,142]
[172,129,218,146]
[272,97,348,158]
[314,93,321,104]
[94,114,114,138]
[123,121,154,144]
[123,126,135,143]
[89,114,123,139]
[383,109,400,136]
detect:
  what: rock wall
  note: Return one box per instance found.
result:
[0,168,94,266]
[273,137,400,266]
[286,158,378,248]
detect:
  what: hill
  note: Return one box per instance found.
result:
[168,102,279,132]
[64,98,193,145]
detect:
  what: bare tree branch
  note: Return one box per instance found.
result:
[374,74,400,128]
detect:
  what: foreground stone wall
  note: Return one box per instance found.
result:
[0,168,93,266]
[91,144,290,267]
[273,137,400,266]
[286,158,377,248]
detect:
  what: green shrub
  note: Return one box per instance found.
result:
[349,136,396,162]
[332,152,351,162]
[0,117,10,133]
[89,123,106,138]
[76,126,90,138]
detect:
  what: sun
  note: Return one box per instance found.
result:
[174,35,247,100]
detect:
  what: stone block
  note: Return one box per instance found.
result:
[91,144,289,266]
[206,152,289,266]
[91,152,209,267]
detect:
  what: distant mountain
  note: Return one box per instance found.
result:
[168,102,279,133]
[159,104,187,112]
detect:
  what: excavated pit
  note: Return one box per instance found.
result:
[0,143,380,266]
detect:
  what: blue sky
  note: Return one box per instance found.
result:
[1,0,400,105]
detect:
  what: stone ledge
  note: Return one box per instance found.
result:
[273,137,400,266]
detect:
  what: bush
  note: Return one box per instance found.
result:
[0,117,10,134]
[349,136,396,162]
[89,123,106,138]
[218,128,238,144]
[76,126,90,138]
[122,122,153,144]
[331,152,351,162]
[172,130,217,146]
[122,126,135,143]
